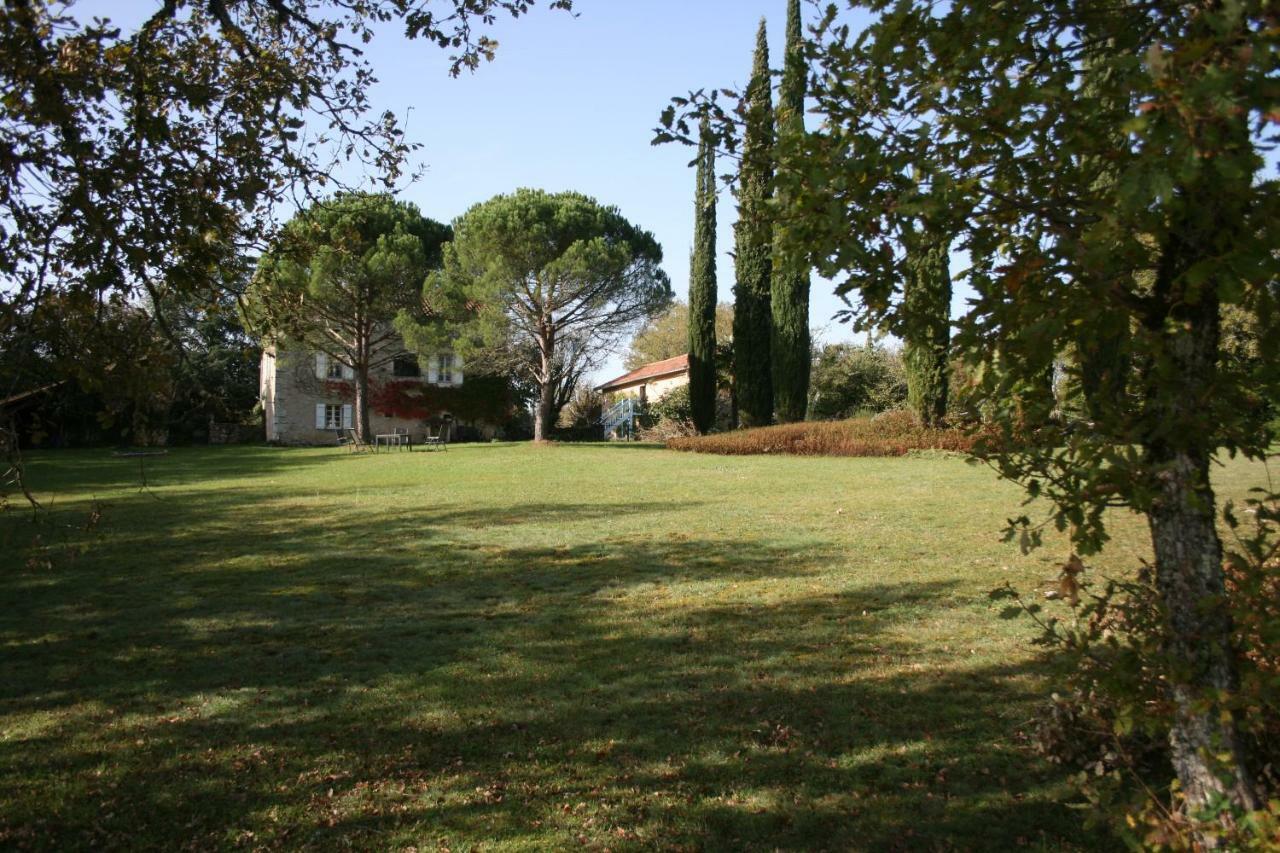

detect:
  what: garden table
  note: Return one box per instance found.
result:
[373,432,411,452]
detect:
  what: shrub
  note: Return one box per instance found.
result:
[647,384,692,424]
[637,418,697,442]
[558,386,604,429]
[808,342,908,420]
[667,409,973,457]
[549,425,602,443]
[637,385,696,442]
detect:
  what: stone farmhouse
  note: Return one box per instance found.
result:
[259,345,485,444]
[595,353,690,404]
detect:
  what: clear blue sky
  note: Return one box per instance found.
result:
[356,0,877,382]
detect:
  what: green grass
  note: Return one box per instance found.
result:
[0,443,1270,850]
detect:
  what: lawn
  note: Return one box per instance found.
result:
[0,443,1270,850]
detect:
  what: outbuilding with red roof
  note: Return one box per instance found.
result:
[595,353,689,405]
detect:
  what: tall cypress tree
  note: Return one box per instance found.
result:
[771,0,811,423]
[688,117,718,435]
[732,19,775,428]
[902,226,951,427]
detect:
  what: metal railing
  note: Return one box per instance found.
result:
[599,397,638,440]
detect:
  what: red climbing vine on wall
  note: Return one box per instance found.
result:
[320,376,516,423]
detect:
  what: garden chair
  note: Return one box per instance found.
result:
[344,427,372,453]
[422,422,449,451]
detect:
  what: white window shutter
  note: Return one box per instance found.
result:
[427,355,440,384]
[342,405,353,429]
[342,363,354,380]
[315,353,328,379]
[315,403,327,429]
[453,354,464,385]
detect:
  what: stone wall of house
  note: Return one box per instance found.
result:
[643,373,688,401]
[609,372,689,404]
[261,346,496,445]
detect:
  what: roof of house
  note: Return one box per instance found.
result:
[596,353,689,392]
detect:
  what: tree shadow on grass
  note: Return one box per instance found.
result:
[0,470,1110,850]
[15,445,350,503]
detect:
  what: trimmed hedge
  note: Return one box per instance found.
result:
[666,409,973,457]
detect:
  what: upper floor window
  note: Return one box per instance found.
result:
[439,353,454,384]
[392,355,421,378]
[315,353,352,381]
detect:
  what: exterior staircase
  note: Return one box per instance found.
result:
[599,397,638,440]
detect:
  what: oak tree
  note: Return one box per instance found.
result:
[781,0,1280,823]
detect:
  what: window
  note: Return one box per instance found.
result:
[393,355,421,377]
[439,353,454,384]
[323,403,343,429]
[326,359,344,380]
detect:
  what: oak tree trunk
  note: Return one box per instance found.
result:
[1146,443,1260,814]
[1145,190,1260,818]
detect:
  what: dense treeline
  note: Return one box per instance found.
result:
[3,293,259,448]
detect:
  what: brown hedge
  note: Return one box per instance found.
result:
[665,410,974,457]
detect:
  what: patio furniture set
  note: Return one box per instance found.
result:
[337,424,449,453]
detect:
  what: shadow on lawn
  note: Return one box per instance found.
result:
[16,445,345,500]
[0,474,1105,851]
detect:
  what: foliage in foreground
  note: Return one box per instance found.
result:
[659,0,1280,835]
[1001,489,1280,848]
[667,409,972,457]
[661,0,1280,827]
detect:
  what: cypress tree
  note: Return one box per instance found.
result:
[771,0,811,423]
[732,19,775,428]
[902,227,951,426]
[687,117,718,435]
